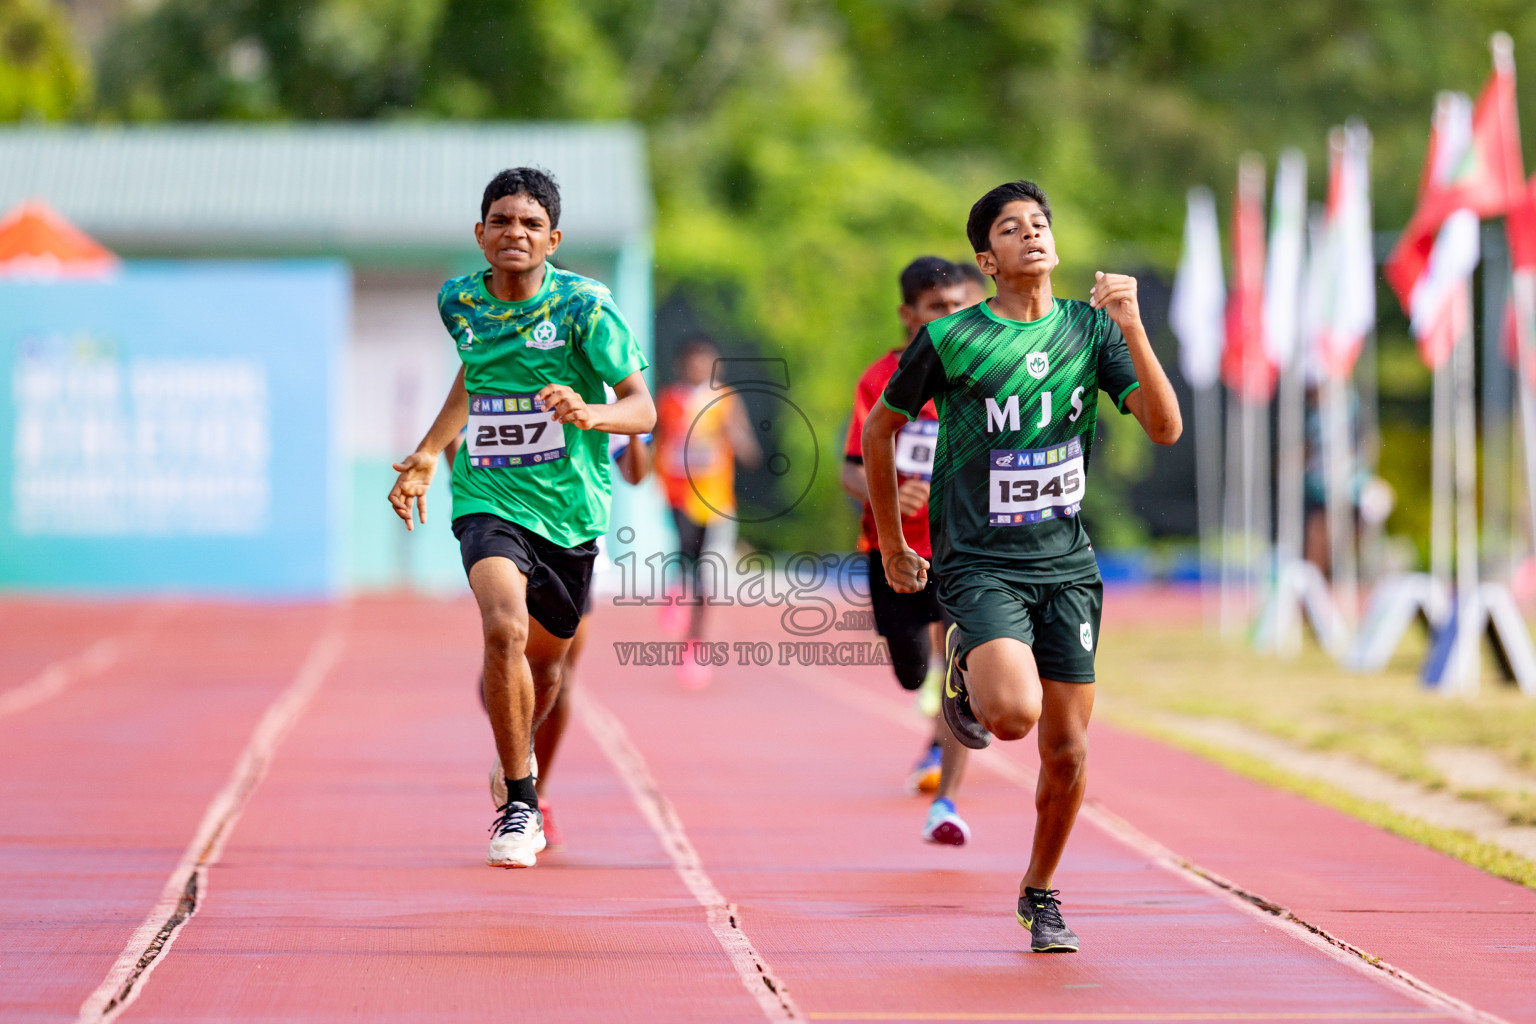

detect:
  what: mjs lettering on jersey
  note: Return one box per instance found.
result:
[983,387,1090,432]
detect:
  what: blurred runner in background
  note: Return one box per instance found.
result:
[842,256,986,846]
[654,337,761,687]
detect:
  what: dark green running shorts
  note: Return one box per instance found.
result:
[937,570,1103,683]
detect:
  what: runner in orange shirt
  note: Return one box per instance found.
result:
[842,256,987,845]
[654,337,761,687]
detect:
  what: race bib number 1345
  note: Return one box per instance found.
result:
[468,393,567,468]
[988,437,1085,525]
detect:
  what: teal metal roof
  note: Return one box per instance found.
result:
[0,123,651,258]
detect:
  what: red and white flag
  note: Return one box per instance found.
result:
[1222,154,1274,402]
[1314,124,1375,379]
[1386,33,1527,313]
[1412,209,1480,367]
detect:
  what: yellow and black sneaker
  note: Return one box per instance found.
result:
[941,624,991,749]
[1018,887,1079,953]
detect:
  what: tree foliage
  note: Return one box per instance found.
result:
[0,0,89,119]
[51,1,1536,544]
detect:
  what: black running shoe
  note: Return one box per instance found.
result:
[942,624,991,749]
[1017,888,1079,952]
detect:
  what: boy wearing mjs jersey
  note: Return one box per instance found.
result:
[389,167,655,870]
[861,181,1181,952]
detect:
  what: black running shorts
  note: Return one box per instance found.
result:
[452,513,597,640]
[868,551,945,638]
[937,570,1103,683]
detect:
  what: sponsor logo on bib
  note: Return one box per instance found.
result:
[527,321,565,350]
[1079,622,1093,651]
[1026,351,1049,379]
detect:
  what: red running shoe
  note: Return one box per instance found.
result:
[538,799,565,851]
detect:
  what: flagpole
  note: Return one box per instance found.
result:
[1356,326,1383,586]
[1430,357,1454,625]
[1512,268,1536,572]
[1452,281,1482,695]
[1272,349,1305,653]
[1481,225,1512,577]
[1263,151,1311,657]
[1323,370,1358,647]
[1194,384,1223,633]
[1222,384,1244,636]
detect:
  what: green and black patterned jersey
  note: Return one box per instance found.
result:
[440,265,648,548]
[881,298,1139,583]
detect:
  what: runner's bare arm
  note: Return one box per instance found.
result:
[616,434,652,485]
[388,365,470,530]
[1089,271,1182,445]
[840,461,869,502]
[841,461,926,515]
[538,371,656,434]
[723,393,763,469]
[862,403,930,594]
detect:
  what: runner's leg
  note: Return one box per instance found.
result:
[470,556,572,790]
[958,636,1043,741]
[534,618,584,795]
[1021,679,1094,892]
[932,718,969,801]
[525,616,571,735]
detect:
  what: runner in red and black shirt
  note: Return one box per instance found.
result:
[841,256,987,846]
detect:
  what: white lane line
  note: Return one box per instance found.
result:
[74,624,348,1024]
[0,605,176,721]
[575,688,801,1022]
[789,663,1509,1024]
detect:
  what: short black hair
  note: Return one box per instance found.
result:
[953,261,988,291]
[899,256,963,306]
[481,167,561,228]
[678,335,718,361]
[966,180,1051,253]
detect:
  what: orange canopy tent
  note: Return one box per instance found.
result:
[0,199,118,278]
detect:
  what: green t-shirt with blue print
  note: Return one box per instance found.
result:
[440,265,648,548]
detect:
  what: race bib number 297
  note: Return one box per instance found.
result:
[467,393,567,468]
[989,437,1086,525]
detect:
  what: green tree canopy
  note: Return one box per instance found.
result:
[0,0,89,120]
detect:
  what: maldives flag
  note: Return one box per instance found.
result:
[1221,153,1274,401]
[1386,33,1526,308]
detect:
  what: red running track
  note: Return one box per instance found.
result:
[0,594,1531,1023]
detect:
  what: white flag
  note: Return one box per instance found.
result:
[1170,186,1226,389]
[1410,207,1481,342]
[1263,149,1308,368]
[1316,122,1376,379]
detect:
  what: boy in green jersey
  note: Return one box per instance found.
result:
[389,168,656,869]
[861,180,1181,951]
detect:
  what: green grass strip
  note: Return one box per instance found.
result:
[1116,717,1536,891]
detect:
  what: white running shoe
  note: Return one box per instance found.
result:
[489,750,538,808]
[922,797,970,846]
[487,801,545,867]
